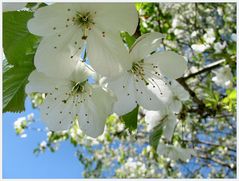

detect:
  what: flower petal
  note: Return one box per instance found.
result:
[93,3,138,35]
[145,110,161,130]
[27,3,77,36]
[87,29,131,77]
[157,144,168,155]
[70,61,96,83]
[40,88,75,131]
[175,147,195,162]
[25,70,69,94]
[133,75,172,111]
[34,27,84,79]
[3,2,26,12]
[169,100,182,113]
[146,51,187,79]
[163,113,177,141]
[170,80,190,101]
[78,85,115,138]
[130,32,165,60]
[107,73,137,116]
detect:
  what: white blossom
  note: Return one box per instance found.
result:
[157,144,196,162]
[172,15,183,28]
[26,61,116,138]
[217,7,223,16]
[191,44,210,53]
[203,28,216,44]
[40,141,47,148]
[27,113,34,122]
[108,32,187,116]
[212,65,233,89]
[20,134,27,138]
[231,33,237,42]
[27,3,138,78]
[14,117,26,129]
[213,41,227,53]
[173,29,184,39]
[116,157,148,177]
[191,31,199,38]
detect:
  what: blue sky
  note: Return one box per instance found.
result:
[3,98,84,178]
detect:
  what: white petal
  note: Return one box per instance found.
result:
[134,75,172,111]
[3,2,26,12]
[78,85,115,138]
[34,27,84,79]
[27,3,77,36]
[168,148,179,160]
[40,88,75,131]
[146,51,187,79]
[145,110,161,130]
[163,113,177,141]
[169,100,182,113]
[87,29,131,77]
[70,61,96,83]
[25,70,68,94]
[157,144,168,155]
[170,80,190,101]
[107,73,137,116]
[93,3,138,35]
[175,147,194,162]
[130,32,165,60]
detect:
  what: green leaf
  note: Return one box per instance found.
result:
[135,3,144,11]
[149,123,164,150]
[3,60,34,113]
[3,59,13,73]
[120,106,139,131]
[120,31,136,49]
[3,11,39,66]
[3,10,39,112]
[26,3,38,8]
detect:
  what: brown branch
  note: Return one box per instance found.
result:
[198,154,236,171]
[182,59,226,80]
[176,59,226,114]
[183,139,236,152]
[177,78,204,106]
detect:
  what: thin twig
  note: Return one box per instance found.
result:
[181,59,226,80]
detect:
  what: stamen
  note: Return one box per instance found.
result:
[73,11,95,39]
[129,59,168,96]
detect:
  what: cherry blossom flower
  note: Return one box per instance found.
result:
[157,144,196,162]
[107,32,187,115]
[191,44,210,53]
[213,41,227,53]
[26,61,116,138]
[203,28,215,44]
[27,3,138,78]
[212,65,233,89]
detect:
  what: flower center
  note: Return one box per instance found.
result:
[127,60,166,95]
[74,12,94,28]
[74,11,95,39]
[61,80,90,104]
[129,60,149,85]
[71,80,87,94]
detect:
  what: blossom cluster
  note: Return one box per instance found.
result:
[23,3,188,138]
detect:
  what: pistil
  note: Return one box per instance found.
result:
[74,11,94,39]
